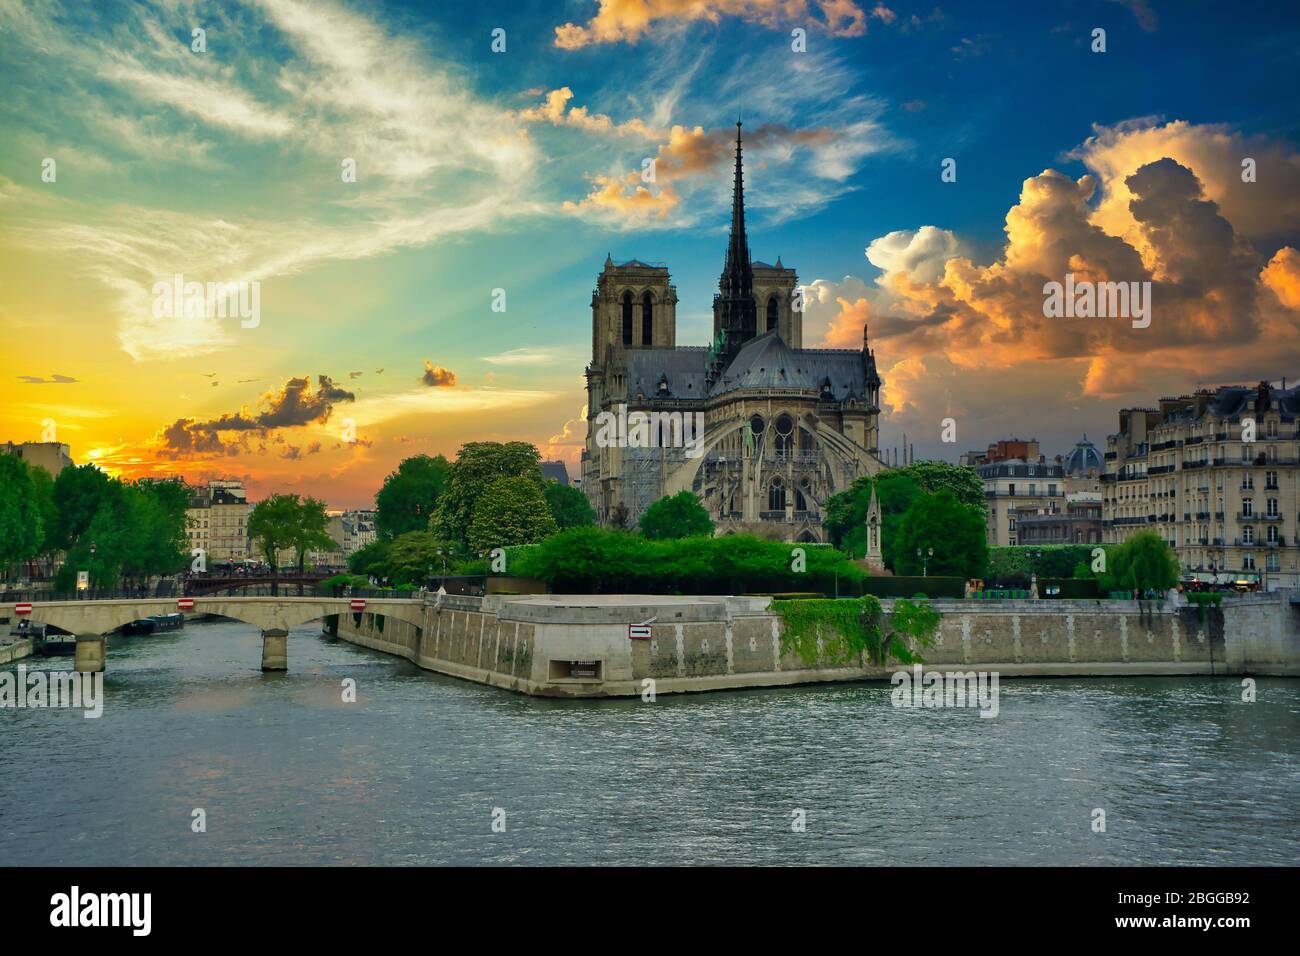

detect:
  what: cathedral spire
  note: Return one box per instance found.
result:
[714,120,757,358]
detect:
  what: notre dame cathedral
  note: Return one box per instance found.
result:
[581,123,886,542]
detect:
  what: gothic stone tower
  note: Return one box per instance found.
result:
[581,122,885,536]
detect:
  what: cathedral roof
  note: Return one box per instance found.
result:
[622,331,870,403]
[625,347,710,400]
[712,330,868,399]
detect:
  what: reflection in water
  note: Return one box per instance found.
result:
[2,619,1298,865]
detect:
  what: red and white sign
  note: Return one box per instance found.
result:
[14,603,32,616]
[628,623,652,640]
[177,598,195,610]
[349,599,367,611]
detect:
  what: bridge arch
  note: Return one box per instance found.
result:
[11,597,427,638]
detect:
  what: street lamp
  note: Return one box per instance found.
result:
[916,546,933,577]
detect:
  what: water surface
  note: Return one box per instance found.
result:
[2,619,1297,865]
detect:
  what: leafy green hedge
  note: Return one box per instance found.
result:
[860,576,965,599]
[1037,577,1101,599]
[986,545,1098,582]
[510,528,866,595]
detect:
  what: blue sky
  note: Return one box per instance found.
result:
[2,0,1298,507]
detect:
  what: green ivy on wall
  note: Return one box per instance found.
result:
[772,596,941,667]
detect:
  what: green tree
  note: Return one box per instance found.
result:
[49,463,115,552]
[121,480,189,582]
[468,476,559,553]
[0,454,43,576]
[430,442,546,545]
[1105,531,1179,595]
[894,489,988,579]
[823,471,920,568]
[348,539,391,579]
[248,494,302,574]
[375,454,450,540]
[291,496,337,571]
[22,464,57,579]
[893,461,984,510]
[638,490,714,540]
[381,531,451,586]
[544,481,596,530]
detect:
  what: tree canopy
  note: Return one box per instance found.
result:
[823,471,921,569]
[1103,531,1179,595]
[544,481,596,530]
[50,476,189,590]
[638,490,714,540]
[248,494,304,572]
[0,455,44,572]
[893,489,988,579]
[430,442,546,545]
[290,496,337,571]
[892,460,984,510]
[374,454,450,540]
[468,475,559,553]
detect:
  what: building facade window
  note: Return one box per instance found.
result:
[621,291,633,346]
[768,478,786,511]
[641,291,654,345]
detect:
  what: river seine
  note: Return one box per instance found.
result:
[2,619,1297,865]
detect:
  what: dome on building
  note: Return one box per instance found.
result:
[1062,435,1103,476]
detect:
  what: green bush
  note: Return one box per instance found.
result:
[1037,577,1101,599]
[986,545,1100,582]
[511,527,865,595]
[860,576,965,599]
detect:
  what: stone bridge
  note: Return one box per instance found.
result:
[6,596,426,673]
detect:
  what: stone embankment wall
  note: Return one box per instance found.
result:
[327,591,1300,697]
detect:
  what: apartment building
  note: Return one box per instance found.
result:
[186,479,251,565]
[1103,381,1300,589]
[978,458,1066,546]
[2,440,74,475]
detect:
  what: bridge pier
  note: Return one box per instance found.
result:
[74,634,107,673]
[261,629,288,671]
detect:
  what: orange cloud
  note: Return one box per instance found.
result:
[554,0,883,49]
[563,173,681,219]
[518,87,660,138]
[421,360,457,387]
[1262,246,1300,312]
[805,120,1300,452]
